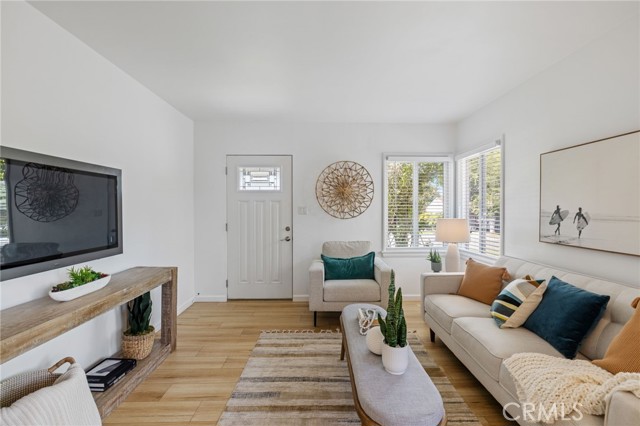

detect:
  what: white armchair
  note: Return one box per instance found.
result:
[309,241,392,326]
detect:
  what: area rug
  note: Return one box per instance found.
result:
[218,331,481,425]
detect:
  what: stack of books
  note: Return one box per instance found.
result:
[86,358,137,392]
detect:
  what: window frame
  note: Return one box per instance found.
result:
[455,138,505,262]
[382,153,454,255]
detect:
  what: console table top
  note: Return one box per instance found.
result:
[1,266,174,364]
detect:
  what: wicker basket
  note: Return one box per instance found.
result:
[0,357,74,408]
[121,329,155,360]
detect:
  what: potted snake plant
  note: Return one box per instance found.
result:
[377,271,409,375]
[122,292,155,360]
[428,249,442,273]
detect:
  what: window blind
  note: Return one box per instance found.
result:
[457,146,502,257]
[385,156,451,249]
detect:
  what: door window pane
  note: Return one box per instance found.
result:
[238,167,281,191]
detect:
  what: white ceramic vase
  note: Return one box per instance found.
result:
[365,326,383,355]
[381,343,409,375]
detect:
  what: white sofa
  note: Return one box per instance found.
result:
[420,255,640,426]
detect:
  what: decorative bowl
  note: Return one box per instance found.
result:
[48,275,111,302]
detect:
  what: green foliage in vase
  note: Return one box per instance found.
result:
[51,266,108,292]
[378,271,407,348]
[428,249,441,263]
[126,292,154,336]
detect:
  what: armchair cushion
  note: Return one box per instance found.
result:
[322,241,371,258]
[321,252,375,280]
[323,279,381,302]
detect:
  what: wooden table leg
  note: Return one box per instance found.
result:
[340,316,346,360]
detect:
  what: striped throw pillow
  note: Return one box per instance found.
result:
[490,275,546,328]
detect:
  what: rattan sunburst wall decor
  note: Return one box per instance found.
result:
[315,161,374,219]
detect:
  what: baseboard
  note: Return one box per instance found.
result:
[194,294,228,302]
[294,294,418,302]
[403,294,421,301]
[178,298,194,315]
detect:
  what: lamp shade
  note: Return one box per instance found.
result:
[435,219,470,243]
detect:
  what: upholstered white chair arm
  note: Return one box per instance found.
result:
[308,260,325,311]
[605,390,640,426]
[374,257,392,309]
[420,272,464,315]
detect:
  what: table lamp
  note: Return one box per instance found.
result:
[435,218,470,272]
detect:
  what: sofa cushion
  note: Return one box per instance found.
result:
[451,317,563,381]
[592,297,640,373]
[524,276,610,359]
[321,252,375,280]
[499,362,518,400]
[458,259,511,305]
[424,294,490,334]
[490,275,547,328]
[323,279,380,302]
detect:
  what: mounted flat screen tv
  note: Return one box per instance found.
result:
[0,147,122,281]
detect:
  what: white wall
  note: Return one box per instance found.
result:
[457,16,640,286]
[1,2,196,377]
[194,121,455,302]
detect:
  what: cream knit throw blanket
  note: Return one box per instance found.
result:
[504,353,640,424]
[0,363,101,426]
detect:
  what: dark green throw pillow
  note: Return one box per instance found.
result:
[321,252,375,280]
[523,276,610,359]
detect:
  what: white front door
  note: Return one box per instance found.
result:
[226,155,293,299]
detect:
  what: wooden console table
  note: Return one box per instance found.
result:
[0,266,177,418]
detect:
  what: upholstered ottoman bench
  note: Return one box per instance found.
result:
[340,304,446,426]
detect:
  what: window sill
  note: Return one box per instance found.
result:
[381,248,444,258]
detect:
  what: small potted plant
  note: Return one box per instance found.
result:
[49,266,110,302]
[122,292,155,360]
[377,271,409,375]
[428,249,442,273]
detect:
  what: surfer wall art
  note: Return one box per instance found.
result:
[539,130,640,257]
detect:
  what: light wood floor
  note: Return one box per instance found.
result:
[103,301,506,425]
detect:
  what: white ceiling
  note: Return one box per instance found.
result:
[30,1,638,124]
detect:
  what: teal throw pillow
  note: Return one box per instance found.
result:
[523,276,610,358]
[321,252,375,280]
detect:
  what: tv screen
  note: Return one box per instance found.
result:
[0,147,122,281]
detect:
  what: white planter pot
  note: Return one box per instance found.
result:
[381,343,409,375]
[49,275,111,302]
[365,326,383,355]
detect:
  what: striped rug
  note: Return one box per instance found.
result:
[218,331,481,425]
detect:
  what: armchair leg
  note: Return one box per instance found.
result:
[429,329,436,343]
[314,311,317,327]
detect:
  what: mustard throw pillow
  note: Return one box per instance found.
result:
[592,297,640,374]
[457,259,511,305]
